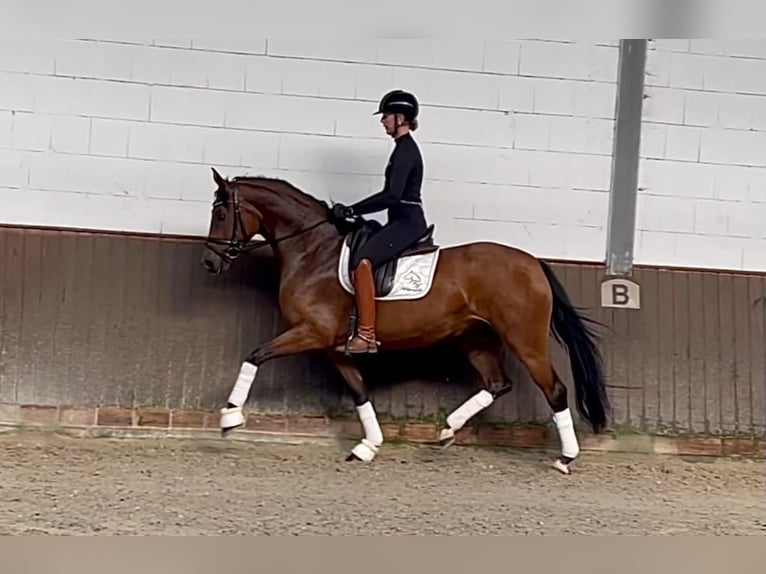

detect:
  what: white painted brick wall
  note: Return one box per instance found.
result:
[0,38,619,264]
[637,39,766,272]
[0,110,12,149]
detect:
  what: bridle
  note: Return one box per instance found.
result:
[204,184,329,263]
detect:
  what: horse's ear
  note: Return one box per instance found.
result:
[211,167,226,188]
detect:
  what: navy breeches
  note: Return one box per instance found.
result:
[350,210,428,270]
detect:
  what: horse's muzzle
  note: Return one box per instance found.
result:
[201,248,228,275]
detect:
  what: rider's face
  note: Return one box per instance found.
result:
[380,112,399,136]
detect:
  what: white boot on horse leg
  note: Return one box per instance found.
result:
[220,362,258,436]
[551,407,580,475]
[347,401,384,462]
[439,389,494,448]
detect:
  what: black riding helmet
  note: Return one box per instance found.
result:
[373,89,419,121]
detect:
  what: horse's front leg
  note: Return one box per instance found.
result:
[220,323,328,435]
[329,355,384,462]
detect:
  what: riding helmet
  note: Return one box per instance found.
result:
[373,89,419,121]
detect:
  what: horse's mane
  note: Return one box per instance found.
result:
[230,174,331,213]
[225,173,362,236]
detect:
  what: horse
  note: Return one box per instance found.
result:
[200,168,610,475]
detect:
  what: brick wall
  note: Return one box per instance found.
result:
[0,39,619,261]
[637,39,766,272]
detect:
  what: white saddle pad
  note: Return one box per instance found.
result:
[337,237,440,301]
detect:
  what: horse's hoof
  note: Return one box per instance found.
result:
[219,406,245,436]
[348,439,378,462]
[438,427,455,449]
[552,456,574,475]
[345,452,362,462]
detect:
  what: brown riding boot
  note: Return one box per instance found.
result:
[342,259,381,354]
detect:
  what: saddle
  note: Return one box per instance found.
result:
[345,221,439,298]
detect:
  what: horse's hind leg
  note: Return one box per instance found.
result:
[329,355,385,462]
[493,321,578,475]
[438,329,514,448]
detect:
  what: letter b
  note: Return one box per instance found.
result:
[612,284,630,305]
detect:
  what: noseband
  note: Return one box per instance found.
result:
[204,185,329,263]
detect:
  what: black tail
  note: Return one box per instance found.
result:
[539,260,610,433]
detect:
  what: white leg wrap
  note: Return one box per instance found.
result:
[356,401,383,447]
[445,389,494,431]
[350,402,383,462]
[220,362,258,430]
[553,408,579,459]
[227,362,258,407]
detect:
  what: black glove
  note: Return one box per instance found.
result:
[330,203,354,221]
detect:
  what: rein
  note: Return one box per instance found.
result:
[204,185,330,262]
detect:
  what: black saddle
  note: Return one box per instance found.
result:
[345,221,439,297]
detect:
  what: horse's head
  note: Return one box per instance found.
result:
[201,168,263,275]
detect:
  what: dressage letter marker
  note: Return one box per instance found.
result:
[600,277,640,309]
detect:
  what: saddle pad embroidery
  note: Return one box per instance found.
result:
[337,239,440,301]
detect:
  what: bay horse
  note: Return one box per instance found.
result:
[200,168,609,475]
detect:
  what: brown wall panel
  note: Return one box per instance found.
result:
[703,273,722,434]
[641,267,661,432]
[670,271,690,433]
[750,279,766,437]
[657,269,676,432]
[0,226,764,439]
[686,270,708,433]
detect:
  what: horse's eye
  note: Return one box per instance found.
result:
[217,211,226,221]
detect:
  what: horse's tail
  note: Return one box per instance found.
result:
[538,260,610,433]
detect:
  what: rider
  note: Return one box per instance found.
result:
[331,89,429,354]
